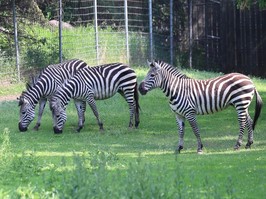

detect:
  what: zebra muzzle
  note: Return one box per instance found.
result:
[18,122,28,132]
[53,126,63,134]
[138,82,147,95]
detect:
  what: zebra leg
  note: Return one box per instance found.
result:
[33,98,47,131]
[175,115,185,153]
[245,114,254,149]
[119,90,135,128]
[234,111,247,150]
[187,115,203,154]
[87,97,103,131]
[127,101,135,129]
[134,103,140,128]
[74,100,86,132]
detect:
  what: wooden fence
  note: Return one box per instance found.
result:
[192,0,266,77]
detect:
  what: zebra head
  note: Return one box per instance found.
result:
[18,93,35,132]
[50,97,67,134]
[139,60,162,95]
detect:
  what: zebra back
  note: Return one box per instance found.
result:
[53,63,138,107]
[20,59,89,105]
[141,60,257,115]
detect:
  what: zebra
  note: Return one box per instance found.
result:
[139,60,263,153]
[50,63,140,134]
[18,59,89,132]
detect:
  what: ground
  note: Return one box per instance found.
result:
[0,95,18,102]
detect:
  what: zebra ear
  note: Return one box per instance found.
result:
[26,82,32,90]
[152,61,161,70]
[146,60,152,67]
[18,96,24,106]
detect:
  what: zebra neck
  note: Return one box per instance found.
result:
[57,85,74,107]
[25,87,42,106]
[160,71,184,98]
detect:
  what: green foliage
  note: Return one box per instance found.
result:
[0,69,266,198]
[23,38,59,68]
[237,0,266,9]
[20,24,59,68]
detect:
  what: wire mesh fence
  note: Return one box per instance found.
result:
[60,0,151,66]
[1,0,266,84]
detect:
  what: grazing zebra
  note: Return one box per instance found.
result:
[50,63,140,134]
[139,60,263,153]
[18,59,89,132]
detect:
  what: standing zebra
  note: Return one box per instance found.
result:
[139,60,262,153]
[50,63,140,134]
[18,59,89,132]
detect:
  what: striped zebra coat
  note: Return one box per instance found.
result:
[18,59,89,132]
[50,63,140,134]
[139,60,263,153]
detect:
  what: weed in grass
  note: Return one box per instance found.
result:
[226,176,238,199]
[0,128,11,162]
[15,184,38,199]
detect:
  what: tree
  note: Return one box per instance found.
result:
[237,0,266,9]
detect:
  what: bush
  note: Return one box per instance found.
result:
[23,38,59,68]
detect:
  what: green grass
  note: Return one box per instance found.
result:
[0,68,266,198]
[0,82,25,97]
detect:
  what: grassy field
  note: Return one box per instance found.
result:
[0,68,266,198]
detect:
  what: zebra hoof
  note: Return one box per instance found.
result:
[33,124,40,131]
[245,141,253,149]
[197,149,203,154]
[135,121,140,128]
[197,144,203,154]
[76,126,83,133]
[234,142,241,150]
[234,145,241,150]
[175,146,183,154]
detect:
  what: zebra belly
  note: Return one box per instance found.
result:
[94,90,117,100]
[169,102,228,116]
[195,103,230,115]
[196,106,224,115]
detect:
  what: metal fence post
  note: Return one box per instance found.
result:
[170,0,173,65]
[94,0,99,65]
[124,0,129,64]
[59,0,63,63]
[12,0,20,81]
[189,0,193,69]
[149,0,153,61]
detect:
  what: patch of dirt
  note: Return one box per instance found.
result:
[0,94,18,102]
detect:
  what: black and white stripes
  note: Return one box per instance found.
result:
[18,59,88,131]
[50,63,140,134]
[139,60,263,153]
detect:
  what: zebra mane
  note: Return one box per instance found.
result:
[17,91,27,106]
[26,74,40,90]
[152,60,190,79]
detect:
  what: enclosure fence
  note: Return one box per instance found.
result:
[1,0,266,83]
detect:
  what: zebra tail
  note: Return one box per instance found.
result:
[252,89,263,130]
[134,82,141,114]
